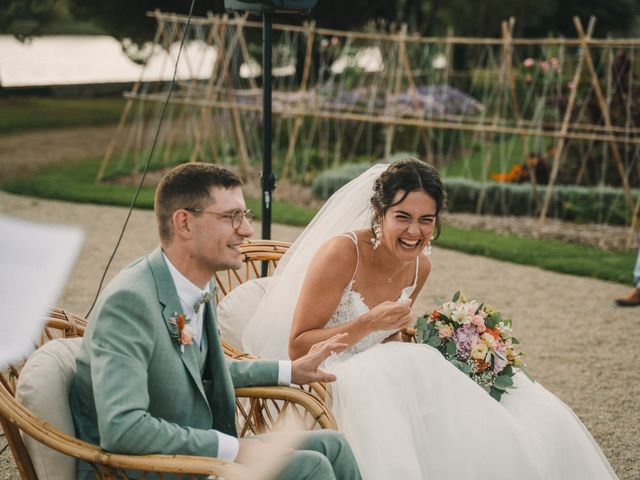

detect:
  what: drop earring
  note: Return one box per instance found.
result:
[371,220,382,250]
[423,235,434,256]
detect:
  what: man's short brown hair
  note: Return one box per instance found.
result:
[155,162,242,244]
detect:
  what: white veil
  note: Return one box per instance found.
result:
[242,163,389,359]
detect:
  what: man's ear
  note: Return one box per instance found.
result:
[172,209,193,240]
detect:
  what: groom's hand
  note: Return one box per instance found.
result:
[290,333,349,385]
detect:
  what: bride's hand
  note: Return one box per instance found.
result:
[363,299,414,332]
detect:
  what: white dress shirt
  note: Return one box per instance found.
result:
[162,252,292,461]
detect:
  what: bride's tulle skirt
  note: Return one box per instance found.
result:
[324,342,617,480]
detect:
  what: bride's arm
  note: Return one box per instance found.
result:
[289,236,413,360]
[382,254,431,343]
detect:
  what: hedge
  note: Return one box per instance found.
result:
[312,165,638,225]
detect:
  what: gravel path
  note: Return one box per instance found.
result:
[0,125,118,182]
[1,190,638,479]
[1,126,639,478]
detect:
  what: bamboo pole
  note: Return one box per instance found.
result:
[538,17,596,227]
[384,24,408,162]
[195,12,225,164]
[96,10,166,182]
[574,16,634,216]
[237,17,259,91]
[282,21,316,179]
[190,17,221,163]
[215,17,250,177]
[398,22,434,164]
[626,49,640,246]
[126,90,640,145]
[476,23,510,214]
[159,17,192,167]
[145,11,640,48]
[502,19,538,206]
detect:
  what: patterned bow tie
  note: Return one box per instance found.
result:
[193,288,216,314]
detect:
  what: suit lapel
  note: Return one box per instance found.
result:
[147,247,206,400]
[203,298,237,436]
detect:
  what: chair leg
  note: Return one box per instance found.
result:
[0,417,38,479]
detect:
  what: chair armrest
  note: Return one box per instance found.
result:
[235,385,337,437]
[0,386,248,479]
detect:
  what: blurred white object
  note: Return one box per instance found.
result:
[330,47,384,74]
[432,53,447,70]
[0,35,217,87]
[0,215,83,368]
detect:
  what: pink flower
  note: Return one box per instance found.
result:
[523,57,535,68]
[471,314,485,327]
[437,324,454,339]
[493,353,509,374]
[453,324,477,359]
[181,326,194,346]
[539,60,549,73]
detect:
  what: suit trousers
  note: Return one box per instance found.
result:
[264,430,362,480]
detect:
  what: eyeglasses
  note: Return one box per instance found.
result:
[185,208,254,229]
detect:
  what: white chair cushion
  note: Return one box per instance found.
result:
[217,277,271,350]
[15,337,82,480]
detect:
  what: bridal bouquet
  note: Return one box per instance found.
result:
[415,292,526,401]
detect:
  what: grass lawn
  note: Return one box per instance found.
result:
[0,96,126,135]
[2,156,635,286]
[1,156,317,226]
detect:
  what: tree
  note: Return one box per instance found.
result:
[2,0,639,43]
[1,0,71,38]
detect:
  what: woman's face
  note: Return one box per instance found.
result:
[380,189,437,261]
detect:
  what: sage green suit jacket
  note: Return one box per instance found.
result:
[70,247,279,465]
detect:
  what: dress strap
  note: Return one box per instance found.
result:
[336,232,360,282]
[412,255,420,287]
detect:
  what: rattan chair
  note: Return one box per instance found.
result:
[215,239,332,408]
[0,240,336,479]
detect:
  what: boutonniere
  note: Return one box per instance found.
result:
[170,312,193,353]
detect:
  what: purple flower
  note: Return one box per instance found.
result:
[453,324,477,359]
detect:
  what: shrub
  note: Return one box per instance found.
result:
[312,165,639,225]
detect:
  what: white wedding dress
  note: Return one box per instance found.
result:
[243,164,618,479]
[320,234,617,480]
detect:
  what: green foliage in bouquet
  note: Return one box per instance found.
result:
[415,291,528,401]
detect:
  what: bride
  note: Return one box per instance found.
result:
[243,159,618,479]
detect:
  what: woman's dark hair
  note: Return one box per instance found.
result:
[370,158,446,239]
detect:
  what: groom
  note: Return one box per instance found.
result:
[69,162,361,479]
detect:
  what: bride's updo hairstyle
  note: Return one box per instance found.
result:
[371,158,446,239]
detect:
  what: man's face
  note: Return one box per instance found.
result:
[189,186,254,274]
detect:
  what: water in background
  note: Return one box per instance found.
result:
[0,35,217,87]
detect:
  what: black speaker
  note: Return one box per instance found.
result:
[224,0,316,14]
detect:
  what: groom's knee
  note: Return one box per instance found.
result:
[279,450,336,480]
[302,430,350,459]
[300,430,360,478]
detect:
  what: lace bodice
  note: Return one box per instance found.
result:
[326,280,415,355]
[325,232,418,356]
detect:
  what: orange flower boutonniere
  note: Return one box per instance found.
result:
[170,312,194,353]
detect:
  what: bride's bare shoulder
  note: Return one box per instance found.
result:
[310,232,363,273]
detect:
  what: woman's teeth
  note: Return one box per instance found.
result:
[399,238,420,248]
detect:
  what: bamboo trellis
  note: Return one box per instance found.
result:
[99,11,640,243]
